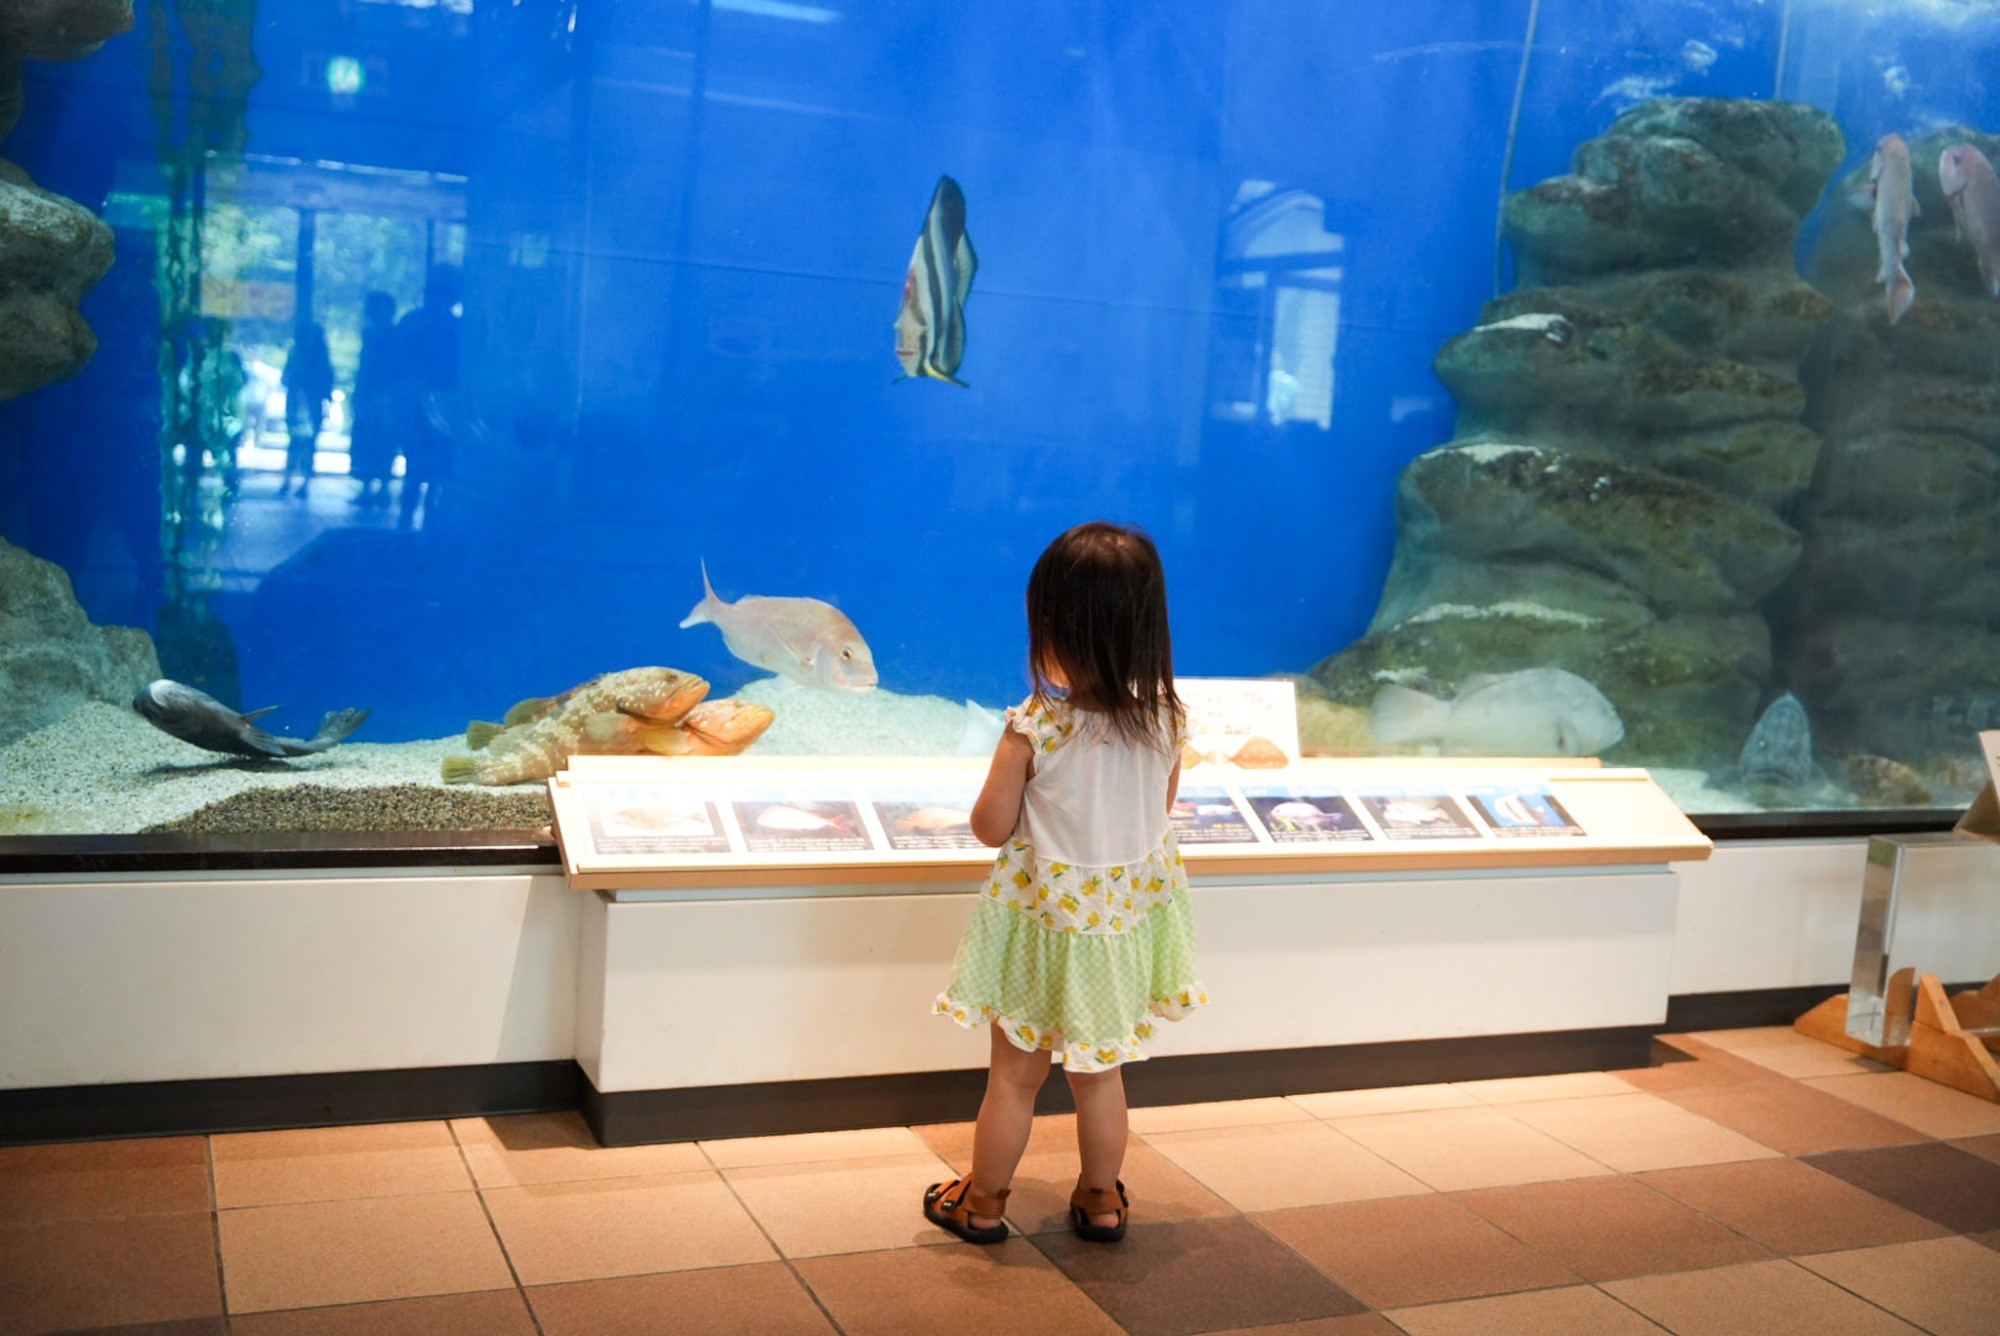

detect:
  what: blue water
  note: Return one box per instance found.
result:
[4,0,1997,741]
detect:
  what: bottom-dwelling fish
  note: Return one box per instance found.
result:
[1733,691,1820,804]
[443,667,708,785]
[1941,143,2000,297]
[134,679,370,759]
[629,699,776,757]
[1369,668,1625,757]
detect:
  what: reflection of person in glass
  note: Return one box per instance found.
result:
[396,269,461,529]
[347,291,399,508]
[280,320,333,498]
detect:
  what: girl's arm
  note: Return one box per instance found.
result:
[970,729,1033,846]
[1166,759,1182,811]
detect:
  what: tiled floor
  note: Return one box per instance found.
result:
[5,1028,2000,1335]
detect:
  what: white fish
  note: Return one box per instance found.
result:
[681,561,878,692]
[955,699,1005,756]
[754,804,851,832]
[1493,793,1539,824]
[1370,668,1625,757]
[1940,143,2000,297]
[1867,133,1918,323]
[1381,799,1451,826]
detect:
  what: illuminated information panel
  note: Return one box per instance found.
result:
[550,755,1710,890]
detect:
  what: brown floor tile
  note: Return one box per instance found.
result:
[700,1126,935,1168]
[1143,1119,1429,1211]
[1202,1318,1402,1336]
[989,1141,1234,1236]
[1975,1230,2000,1253]
[211,1122,471,1208]
[1033,1214,1366,1336]
[1685,1026,1892,1079]
[451,1112,708,1188]
[33,1322,224,1336]
[795,1237,1122,1336]
[482,1169,774,1285]
[911,1114,1088,1172]
[1331,1106,1609,1193]
[1501,1092,1780,1173]
[0,1212,222,1336]
[1612,1036,1792,1095]
[1655,1075,1929,1156]
[529,1262,835,1336]
[1805,1072,2000,1140]
[1955,1132,2000,1164]
[1386,1285,1663,1336]
[229,1289,539,1336]
[724,1153,957,1258]
[1453,1175,1769,1281]
[1803,1142,2000,1234]
[1254,1194,1576,1308]
[1605,1258,1925,1334]
[1640,1157,1950,1255]
[1797,1236,2000,1336]
[218,1191,512,1313]
[0,1137,212,1225]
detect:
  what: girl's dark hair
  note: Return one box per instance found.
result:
[1026,520,1184,747]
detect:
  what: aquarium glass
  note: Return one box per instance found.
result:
[3,0,1999,839]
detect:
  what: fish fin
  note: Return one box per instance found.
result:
[1556,718,1581,757]
[466,720,505,749]
[680,558,720,628]
[304,708,369,750]
[242,704,283,720]
[1369,685,1452,745]
[580,712,637,749]
[503,696,555,727]
[1458,672,1503,694]
[1887,271,1916,324]
[1845,183,1876,210]
[1911,194,1921,218]
[637,726,697,756]
[441,756,481,784]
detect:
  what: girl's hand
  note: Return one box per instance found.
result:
[970,728,1033,846]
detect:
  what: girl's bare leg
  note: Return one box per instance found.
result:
[968,1024,1051,1228]
[1066,1064,1128,1227]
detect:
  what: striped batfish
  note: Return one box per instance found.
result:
[894,175,978,386]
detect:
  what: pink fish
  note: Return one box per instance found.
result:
[1867,134,1918,323]
[1940,143,2000,298]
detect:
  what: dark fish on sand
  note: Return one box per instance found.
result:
[134,679,370,759]
[894,175,978,386]
[1736,691,1818,802]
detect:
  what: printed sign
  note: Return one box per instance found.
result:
[732,794,875,854]
[1354,791,1481,841]
[873,787,987,852]
[1240,786,1373,843]
[1464,787,1585,838]
[1176,677,1300,772]
[583,787,732,856]
[1169,785,1265,845]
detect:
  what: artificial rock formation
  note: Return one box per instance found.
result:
[1788,127,2000,776]
[0,0,131,399]
[0,537,159,745]
[1313,99,1844,765]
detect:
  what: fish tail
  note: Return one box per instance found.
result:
[310,708,370,749]
[1887,267,1916,324]
[441,755,483,784]
[466,720,505,749]
[1368,684,1453,745]
[679,558,719,629]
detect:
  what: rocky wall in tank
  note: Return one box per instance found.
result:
[1310,99,1843,768]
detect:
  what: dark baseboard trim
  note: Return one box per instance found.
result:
[1664,981,1990,1035]
[0,1060,580,1146]
[583,1024,1664,1146]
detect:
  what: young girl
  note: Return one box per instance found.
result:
[925,520,1207,1245]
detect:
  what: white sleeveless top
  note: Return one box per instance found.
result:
[1008,696,1185,866]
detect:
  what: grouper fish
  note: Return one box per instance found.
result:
[894,174,978,386]
[680,561,878,692]
[443,666,709,785]
[133,679,370,759]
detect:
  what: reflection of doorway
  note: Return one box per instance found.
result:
[1209,183,1344,430]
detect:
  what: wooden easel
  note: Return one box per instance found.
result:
[1796,972,2000,1103]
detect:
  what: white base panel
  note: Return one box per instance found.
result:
[1669,839,1872,995]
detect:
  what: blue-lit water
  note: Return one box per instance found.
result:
[5,0,1998,744]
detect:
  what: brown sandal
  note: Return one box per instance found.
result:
[923,1176,1010,1244]
[1069,1179,1129,1243]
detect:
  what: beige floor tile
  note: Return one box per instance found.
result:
[1684,1027,1891,1079]
[1205,1317,1403,1336]
[1453,1072,1639,1104]
[1804,1071,2000,1139]
[211,1122,472,1208]
[1604,1258,1924,1335]
[528,1262,835,1336]
[1256,1194,1577,1308]
[1142,1119,1429,1212]
[230,1288,539,1336]
[794,1236,1122,1336]
[1797,1236,2000,1336]
[1288,1084,1479,1119]
[1386,1285,1662,1336]
[451,1112,708,1188]
[989,1139,1234,1235]
[700,1125,936,1168]
[914,1114,1082,1164]
[1503,1093,1782,1173]
[0,1212,223,1335]
[218,1191,512,1314]
[1956,1133,2000,1164]
[1334,1106,1612,1193]
[482,1169,774,1285]
[1452,1175,1770,1282]
[1129,1096,1315,1134]
[0,1136,212,1225]
[723,1152,958,1258]
[1637,1158,1950,1256]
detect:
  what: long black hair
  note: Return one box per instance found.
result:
[1026,520,1184,747]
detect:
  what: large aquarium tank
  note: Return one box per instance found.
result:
[3,0,1998,840]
